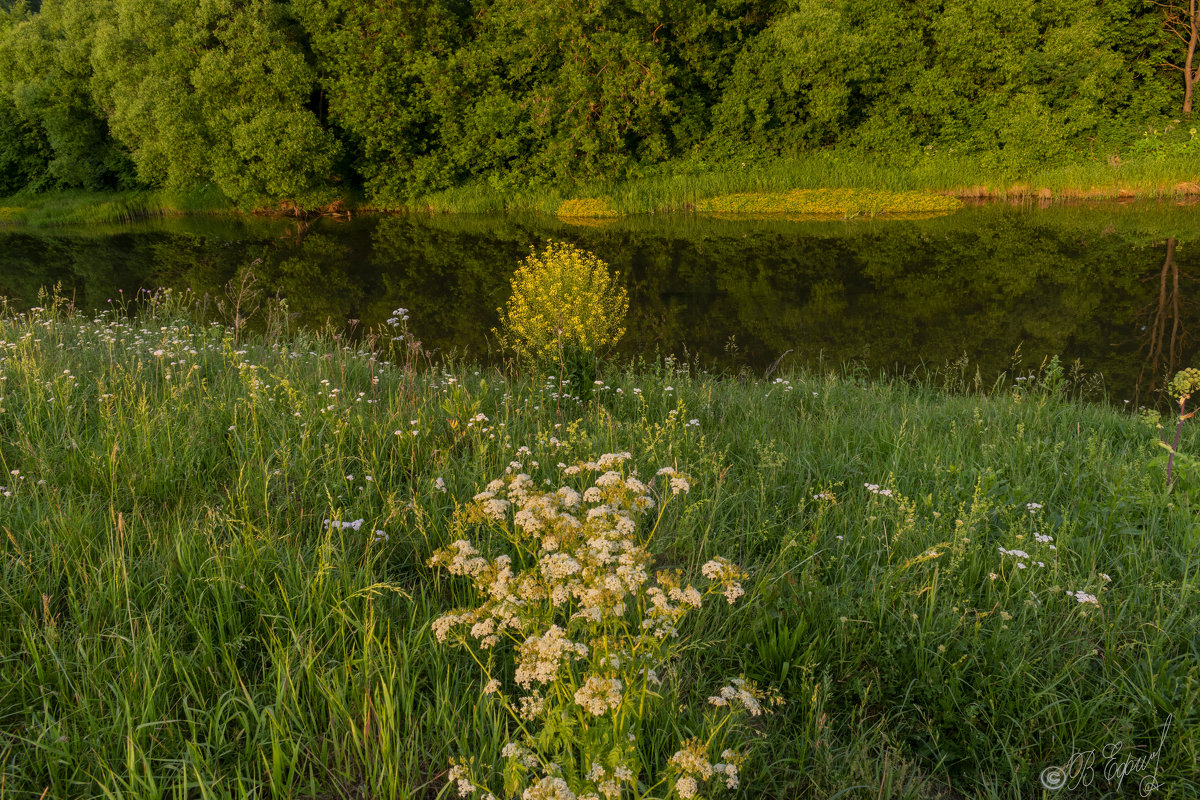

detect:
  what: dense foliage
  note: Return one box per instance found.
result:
[0,0,1195,206]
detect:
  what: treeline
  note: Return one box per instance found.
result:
[0,0,1194,207]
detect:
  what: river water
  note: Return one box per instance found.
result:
[2,201,1197,405]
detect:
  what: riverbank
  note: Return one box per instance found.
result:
[412,150,1200,216]
[3,150,1198,226]
[0,186,233,226]
[0,296,1195,798]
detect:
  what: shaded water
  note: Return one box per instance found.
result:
[2,202,1198,405]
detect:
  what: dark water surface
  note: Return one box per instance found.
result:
[2,202,1198,405]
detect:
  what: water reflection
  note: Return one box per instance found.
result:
[1,203,1197,405]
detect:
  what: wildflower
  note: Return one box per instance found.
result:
[522,777,575,800]
[701,557,746,603]
[428,539,489,576]
[707,678,763,715]
[714,751,742,789]
[518,692,547,720]
[1026,502,1043,513]
[574,676,623,716]
[498,242,627,361]
[426,457,747,799]
[1072,591,1100,607]
[514,626,588,688]
[670,739,715,781]
[483,498,510,520]
[998,547,1030,559]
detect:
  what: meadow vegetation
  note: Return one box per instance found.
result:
[0,286,1196,798]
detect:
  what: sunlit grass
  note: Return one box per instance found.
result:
[692,188,962,218]
[401,150,1200,216]
[5,151,1197,224]
[0,186,233,226]
[556,197,620,218]
[0,294,1196,798]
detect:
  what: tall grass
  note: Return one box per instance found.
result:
[407,151,1200,216]
[0,186,233,226]
[0,293,1196,798]
[4,151,1196,224]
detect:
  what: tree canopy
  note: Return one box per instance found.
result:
[0,0,1191,206]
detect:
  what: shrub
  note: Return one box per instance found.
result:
[498,241,629,395]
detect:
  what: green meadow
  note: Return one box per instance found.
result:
[0,292,1195,799]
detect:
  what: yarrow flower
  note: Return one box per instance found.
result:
[323,518,364,531]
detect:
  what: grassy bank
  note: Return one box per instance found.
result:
[0,294,1196,798]
[5,148,1198,226]
[0,186,234,226]
[414,150,1200,216]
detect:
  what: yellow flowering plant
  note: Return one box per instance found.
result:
[497,242,628,400]
[1163,367,1200,486]
[429,455,772,799]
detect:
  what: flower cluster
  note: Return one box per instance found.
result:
[707,677,764,716]
[498,241,629,361]
[427,455,758,799]
[668,739,747,798]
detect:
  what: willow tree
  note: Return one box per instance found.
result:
[0,0,134,190]
[88,0,342,207]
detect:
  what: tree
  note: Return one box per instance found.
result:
[292,0,467,203]
[88,0,342,207]
[0,0,136,190]
[0,4,51,193]
[1153,0,1199,112]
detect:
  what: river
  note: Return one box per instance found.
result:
[2,200,1197,405]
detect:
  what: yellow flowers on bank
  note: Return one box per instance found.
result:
[556,197,620,219]
[693,187,961,218]
[498,241,628,362]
